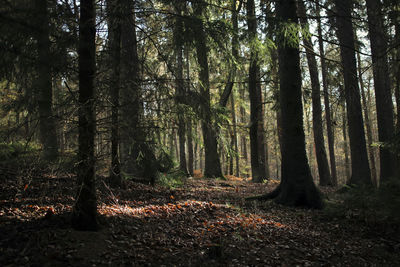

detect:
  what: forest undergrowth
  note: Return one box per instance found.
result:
[0,158,399,266]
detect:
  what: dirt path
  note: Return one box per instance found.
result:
[0,175,399,266]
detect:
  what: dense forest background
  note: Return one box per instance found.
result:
[1,0,400,265]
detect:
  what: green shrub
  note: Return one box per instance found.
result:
[158,170,186,189]
[0,142,37,161]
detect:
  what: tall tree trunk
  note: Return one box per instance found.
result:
[394,22,400,131]
[333,0,371,186]
[342,102,351,183]
[247,0,267,183]
[72,0,98,231]
[357,51,378,187]
[230,0,241,178]
[230,92,240,177]
[257,0,322,208]
[34,0,58,160]
[298,1,332,186]
[187,119,194,176]
[316,2,337,186]
[239,82,248,176]
[192,0,223,178]
[174,3,188,176]
[107,0,122,186]
[120,0,141,174]
[186,48,194,176]
[365,0,396,182]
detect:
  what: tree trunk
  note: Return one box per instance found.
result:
[333,0,371,186]
[72,0,98,231]
[342,102,351,183]
[186,48,194,176]
[247,0,267,183]
[298,1,332,186]
[365,0,396,182]
[187,119,194,176]
[395,22,400,131]
[357,51,378,187]
[174,3,188,176]
[107,0,122,186]
[120,0,141,174]
[192,1,223,178]
[316,2,337,186]
[239,82,248,177]
[259,0,322,209]
[230,92,240,177]
[34,0,58,160]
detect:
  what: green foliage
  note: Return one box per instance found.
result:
[278,22,302,48]
[157,169,186,189]
[157,147,175,173]
[0,142,37,161]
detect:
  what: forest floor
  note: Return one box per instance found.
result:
[1,165,400,266]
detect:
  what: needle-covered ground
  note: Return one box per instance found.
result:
[1,164,399,266]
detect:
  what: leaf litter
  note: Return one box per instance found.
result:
[0,170,399,266]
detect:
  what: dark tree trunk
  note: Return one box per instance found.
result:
[192,1,223,178]
[395,22,400,131]
[316,2,337,186]
[174,3,188,176]
[230,92,240,177]
[187,119,194,176]
[247,0,267,183]
[342,102,351,183]
[239,82,248,177]
[333,0,371,186]
[34,0,58,160]
[120,0,142,174]
[231,0,241,178]
[365,0,396,182]
[107,0,122,186]
[258,0,322,208]
[186,49,194,176]
[395,24,400,131]
[298,1,332,186]
[72,0,98,231]
[357,51,378,187]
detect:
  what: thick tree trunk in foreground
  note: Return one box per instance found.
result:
[365,0,396,182]
[333,0,371,186]
[247,0,268,183]
[316,2,337,186]
[107,0,122,186]
[298,0,332,186]
[72,0,98,231]
[192,1,223,178]
[35,0,58,161]
[254,0,322,208]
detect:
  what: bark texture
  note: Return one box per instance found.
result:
[107,0,122,186]
[365,0,396,182]
[316,2,337,186]
[72,0,98,231]
[298,0,332,186]
[262,0,322,209]
[333,0,371,186]
[35,0,58,160]
[247,0,268,182]
[192,0,223,178]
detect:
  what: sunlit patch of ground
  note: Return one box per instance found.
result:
[1,170,399,266]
